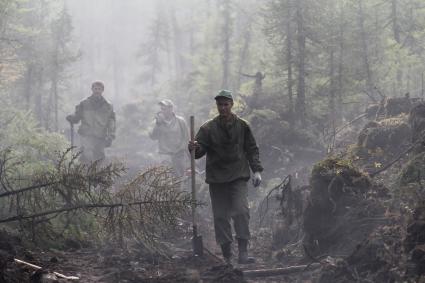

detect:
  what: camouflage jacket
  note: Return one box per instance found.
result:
[194,114,263,184]
[68,95,116,139]
[150,115,189,155]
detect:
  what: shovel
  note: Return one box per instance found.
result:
[190,115,203,256]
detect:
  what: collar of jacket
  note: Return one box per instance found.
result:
[216,113,236,125]
[89,94,107,104]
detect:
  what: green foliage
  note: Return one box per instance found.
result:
[0,0,77,131]
[0,146,190,251]
[311,157,357,181]
[0,102,68,176]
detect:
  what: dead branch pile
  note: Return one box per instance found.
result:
[318,225,405,283]
[303,158,391,257]
[357,96,421,154]
[365,103,380,119]
[317,203,425,282]
[0,230,27,283]
[382,95,413,118]
[311,102,425,282]
[409,103,425,153]
[396,103,425,206]
[405,203,425,280]
[366,94,419,120]
[256,175,305,249]
[357,115,410,152]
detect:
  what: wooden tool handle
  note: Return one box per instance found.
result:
[190,116,197,232]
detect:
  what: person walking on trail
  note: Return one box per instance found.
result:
[188,90,263,265]
[66,81,116,163]
[150,99,189,177]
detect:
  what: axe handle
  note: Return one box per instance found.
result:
[190,116,197,234]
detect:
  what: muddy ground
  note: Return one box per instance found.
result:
[1,226,323,283]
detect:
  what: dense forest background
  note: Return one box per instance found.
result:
[1,0,425,168]
[1,0,425,282]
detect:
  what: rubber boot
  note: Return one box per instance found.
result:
[220,242,232,265]
[238,239,256,264]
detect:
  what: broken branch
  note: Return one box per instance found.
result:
[242,263,321,278]
[14,258,79,280]
[0,199,190,224]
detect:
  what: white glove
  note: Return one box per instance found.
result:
[252,172,262,187]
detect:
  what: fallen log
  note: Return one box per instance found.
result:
[14,258,79,280]
[242,263,321,278]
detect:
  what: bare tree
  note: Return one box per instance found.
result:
[337,1,345,120]
[357,0,377,102]
[221,0,232,89]
[286,0,295,126]
[295,0,307,126]
[391,0,403,95]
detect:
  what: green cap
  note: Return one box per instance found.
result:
[215,89,233,100]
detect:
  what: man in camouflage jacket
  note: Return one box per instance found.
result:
[150,99,189,177]
[188,90,263,265]
[66,81,116,163]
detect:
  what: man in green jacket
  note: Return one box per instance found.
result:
[188,90,263,265]
[66,81,116,163]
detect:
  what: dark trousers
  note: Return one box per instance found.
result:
[80,136,105,163]
[209,179,250,245]
[171,149,187,177]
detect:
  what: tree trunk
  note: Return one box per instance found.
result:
[150,17,161,87]
[163,15,172,83]
[329,49,336,125]
[112,43,120,104]
[51,49,59,132]
[170,7,183,83]
[391,0,402,95]
[357,0,376,102]
[295,0,306,126]
[24,64,34,111]
[51,24,62,132]
[286,0,294,127]
[221,0,231,89]
[34,66,43,125]
[337,1,345,120]
[391,0,400,43]
[407,64,411,93]
[236,24,252,90]
[251,72,264,110]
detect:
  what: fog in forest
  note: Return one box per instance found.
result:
[2,0,425,282]
[63,0,268,170]
[65,0,154,105]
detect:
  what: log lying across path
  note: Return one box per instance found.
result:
[242,263,321,278]
[14,258,80,280]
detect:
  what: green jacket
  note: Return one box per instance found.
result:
[194,114,263,184]
[68,95,116,139]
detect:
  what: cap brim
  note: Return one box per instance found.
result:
[158,101,172,106]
